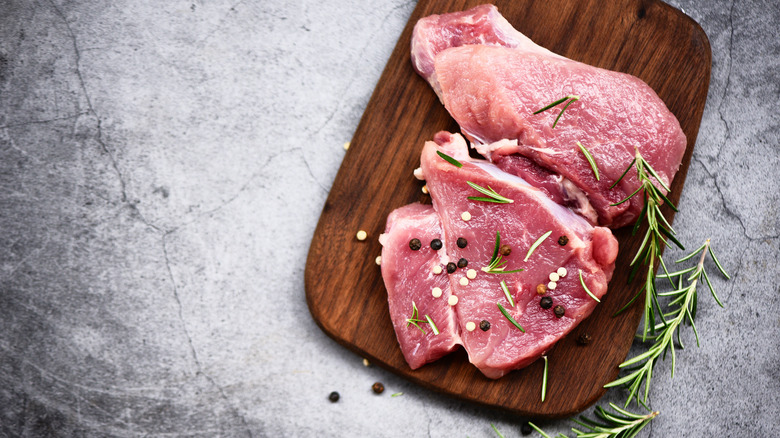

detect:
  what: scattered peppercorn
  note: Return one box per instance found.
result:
[328,391,340,402]
[536,284,547,295]
[499,244,512,256]
[577,333,592,345]
[446,262,457,274]
[554,305,565,318]
[457,258,468,268]
[430,239,443,250]
[558,235,569,246]
[480,320,491,331]
[521,422,533,435]
[457,237,468,248]
[372,382,385,394]
[409,238,422,250]
[540,296,553,309]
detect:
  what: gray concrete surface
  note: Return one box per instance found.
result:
[0,0,777,436]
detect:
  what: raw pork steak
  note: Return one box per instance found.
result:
[379,203,462,369]
[411,4,686,228]
[418,132,617,378]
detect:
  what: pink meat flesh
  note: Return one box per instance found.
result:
[379,203,462,369]
[411,5,687,228]
[419,132,618,378]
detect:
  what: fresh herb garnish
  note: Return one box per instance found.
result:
[611,149,684,343]
[533,95,580,128]
[491,423,505,438]
[466,181,514,203]
[436,150,463,168]
[405,301,426,334]
[424,314,440,335]
[541,355,549,402]
[605,239,728,407]
[500,280,515,307]
[482,231,525,274]
[497,302,525,332]
[529,404,657,438]
[524,230,552,262]
[577,141,600,181]
[579,269,601,302]
[391,392,403,397]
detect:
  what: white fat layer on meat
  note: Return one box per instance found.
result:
[561,179,598,224]
[471,161,592,231]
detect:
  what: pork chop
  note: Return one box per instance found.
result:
[411,5,686,228]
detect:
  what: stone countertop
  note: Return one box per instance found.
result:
[0,1,777,436]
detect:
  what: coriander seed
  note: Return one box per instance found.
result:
[499,244,512,256]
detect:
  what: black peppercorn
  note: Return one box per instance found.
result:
[554,305,565,318]
[457,237,468,248]
[430,239,443,250]
[499,244,512,256]
[372,382,384,394]
[328,391,340,402]
[446,262,457,274]
[457,258,468,268]
[480,320,491,331]
[521,422,533,435]
[558,235,569,246]
[577,333,592,345]
[409,238,422,250]
[540,296,553,309]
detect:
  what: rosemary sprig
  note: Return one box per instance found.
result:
[579,270,601,302]
[529,404,657,438]
[406,302,440,335]
[533,95,580,128]
[482,231,524,274]
[524,230,552,262]
[500,280,515,307]
[497,302,525,332]
[467,181,514,203]
[541,355,549,402]
[577,141,600,181]
[605,239,728,407]
[436,150,463,168]
[611,149,683,341]
[491,423,505,438]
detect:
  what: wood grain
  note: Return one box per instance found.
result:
[305,0,711,418]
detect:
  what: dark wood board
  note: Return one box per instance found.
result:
[305,0,711,418]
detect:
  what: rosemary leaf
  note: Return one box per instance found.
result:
[524,230,552,262]
[466,181,514,204]
[436,150,463,168]
[541,355,549,402]
[579,270,601,302]
[552,97,579,128]
[576,141,600,181]
[610,157,637,189]
[532,95,571,114]
[490,423,505,438]
[425,314,440,335]
[497,302,525,332]
[500,280,514,307]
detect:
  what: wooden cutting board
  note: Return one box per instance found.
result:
[305,0,710,418]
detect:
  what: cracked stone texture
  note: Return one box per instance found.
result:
[0,0,776,436]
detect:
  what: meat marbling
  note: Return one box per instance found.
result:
[411,4,686,228]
